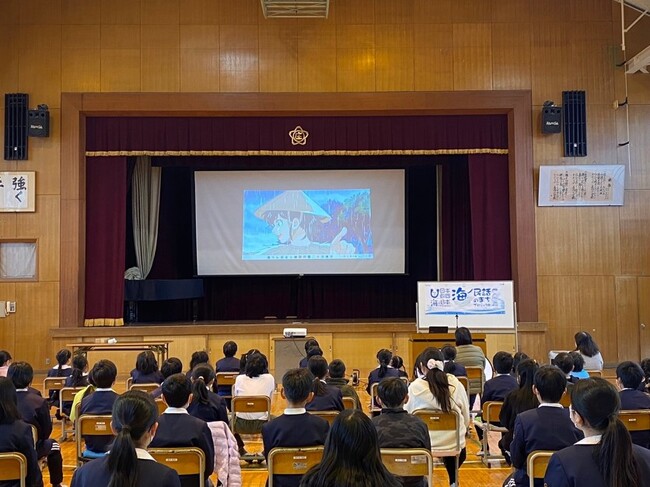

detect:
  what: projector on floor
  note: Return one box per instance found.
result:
[283,328,307,338]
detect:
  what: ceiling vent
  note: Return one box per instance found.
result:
[260,0,330,18]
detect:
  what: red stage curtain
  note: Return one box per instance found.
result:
[84,156,127,326]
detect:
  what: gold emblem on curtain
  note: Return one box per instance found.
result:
[289,126,309,145]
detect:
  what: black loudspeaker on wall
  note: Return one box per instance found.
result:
[28,105,50,137]
[4,93,29,161]
[541,103,562,134]
[563,90,587,157]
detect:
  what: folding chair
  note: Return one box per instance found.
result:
[559,392,571,408]
[526,450,554,487]
[43,377,67,415]
[149,447,206,487]
[370,383,382,414]
[155,398,167,416]
[381,448,433,487]
[126,377,133,390]
[308,411,340,425]
[231,395,272,461]
[586,370,602,378]
[342,396,355,410]
[129,383,160,394]
[267,446,324,487]
[59,386,85,441]
[414,409,462,485]
[31,425,38,448]
[457,376,470,399]
[465,366,484,412]
[619,410,650,434]
[76,414,114,466]
[0,452,27,487]
[479,401,507,465]
[215,372,238,400]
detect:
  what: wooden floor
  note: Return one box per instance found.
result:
[36,375,512,487]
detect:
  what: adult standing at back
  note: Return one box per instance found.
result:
[574,331,604,371]
[454,327,486,407]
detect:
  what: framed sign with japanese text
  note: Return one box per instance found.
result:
[417,281,515,331]
[538,165,625,206]
[0,172,35,212]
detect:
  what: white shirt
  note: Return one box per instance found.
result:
[284,407,306,415]
[575,434,602,445]
[538,403,564,409]
[136,448,156,461]
[163,406,189,415]
[233,373,275,420]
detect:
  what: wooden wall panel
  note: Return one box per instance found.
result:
[0,283,17,355]
[219,49,259,92]
[576,207,621,276]
[61,49,102,92]
[577,276,617,364]
[18,48,62,109]
[142,49,181,92]
[100,0,141,24]
[626,106,650,190]
[413,24,453,91]
[207,334,270,366]
[298,49,336,92]
[18,195,60,283]
[453,23,492,90]
[336,49,376,92]
[100,49,141,91]
[615,276,640,361]
[332,333,395,377]
[535,207,579,276]
[538,276,581,354]
[62,0,100,24]
[144,335,207,371]
[141,0,179,24]
[491,23,531,90]
[620,190,650,275]
[637,278,650,360]
[180,49,220,92]
[179,0,222,25]
[23,110,61,196]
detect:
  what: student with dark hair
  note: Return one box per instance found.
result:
[299,409,401,487]
[0,349,12,377]
[499,359,540,463]
[325,359,361,410]
[405,348,470,487]
[442,344,467,377]
[71,390,181,487]
[367,349,400,409]
[151,373,215,487]
[215,341,241,398]
[616,361,650,449]
[46,348,73,406]
[477,352,518,450]
[553,352,576,391]
[504,366,583,487]
[573,331,603,371]
[512,352,529,375]
[569,351,589,381]
[131,351,164,385]
[80,359,119,455]
[0,376,43,487]
[454,327,486,407]
[263,368,330,487]
[641,358,650,393]
[8,361,64,487]
[60,353,89,417]
[187,351,210,379]
[390,355,409,378]
[299,339,320,368]
[151,357,183,399]
[545,378,650,487]
[372,377,431,487]
[239,349,266,374]
[187,363,228,423]
[306,356,344,411]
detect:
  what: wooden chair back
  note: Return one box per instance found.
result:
[457,376,470,396]
[586,370,602,378]
[0,452,27,487]
[308,411,340,425]
[125,377,133,390]
[481,401,503,424]
[149,447,205,487]
[129,383,160,394]
[559,392,571,408]
[155,399,167,416]
[267,447,324,487]
[43,377,67,393]
[231,395,271,432]
[413,409,461,483]
[342,396,355,409]
[31,425,37,448]
[380,448,433,486]
[59,386,86,441]
[216,372,238,388]
[76,414,114,466]
[479,401,507,465]
[370,382,381,413]
[526,450,554,487]
[620,410,650,432]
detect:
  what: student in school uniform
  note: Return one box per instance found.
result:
[8,361,64,487]
[367,349,400,412]
[390,356,409,379]
[186,351,210,380]
[215,341,241,399]
[79,359,119,455]
[616,360,650,449]
[71,390,181,487]
[0,350,12,377]
[554,352,576,390]
[544,378,650,487]
[325,359,362,410]
[0,376,43,487]
[442,345,468,378]
[187,363,229,424]
[150,373,215,487]
[372,377,431,487]
[151,357,183,399]
[504,366,583,487]
[306,356,344,412]
[46,348,72,406]
[569,352,589,381]
[262,368,329,487]
[60,354,89,418]
[130,351,164,385]
[298,339,319,368]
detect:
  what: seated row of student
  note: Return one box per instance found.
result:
[476,352,519,448]
[299,409,402,487]
[373,377,431,487]
[0,376,43,487]
[325,359,362,410]
[442,345,467,378]
[367,349,401,410]
[498,359,540,463]
[187,363,229,423]
[0,349,12,377]
[8,361,64,487]
[153,373,215,487]
[152,357,183,399]
[298,339,320,368]
[544,378,650,487]
[71,390,181,487]
[46,348,73,406]
[504,366,583,487]
[306,356,344,412]
[56,353,88,419]
[262,368,330,487]
[130,350,165,385]
[553,352,577,390]
[215,341,241,399]
[233,352,275,457]
[616,360,650,449]
[79,359,119,456]
[405,347,470,487]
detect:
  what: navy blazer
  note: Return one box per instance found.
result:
[149,412,215,487]
[620,389,650,448]
[130,369,164,385]
[16,390,52,442]
[215,356,241,396]
[306,384,344,412]
[71,455,181,487]
[510,406,583,487]
[187,391,229,423]
[80,390,119,453]
[545,443,650,487]
[0,420,43,487]
[482,374,519,405]
[262,412,329,487]
[445,362,467,378]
